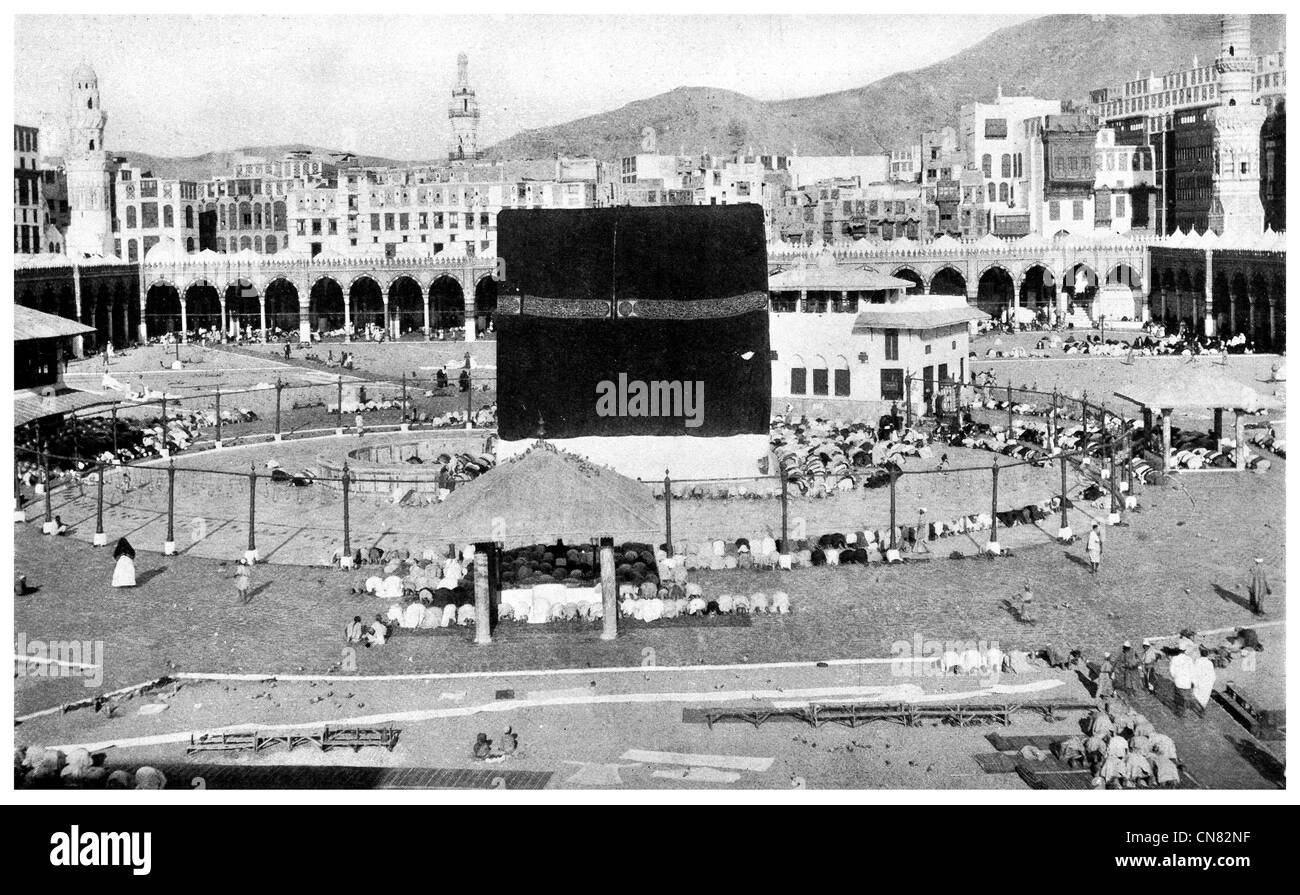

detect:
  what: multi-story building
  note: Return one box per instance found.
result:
[889,144,921,182]
[958,90,1061,237]
[113,163,203,261]
[1091,18,1284,234]
[286,160,600,259]
[14,125,45,254]
[201,151,339,253]
[773,178,923,245]
[614,150,789,233]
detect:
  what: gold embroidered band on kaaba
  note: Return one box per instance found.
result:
[497,291,769,320]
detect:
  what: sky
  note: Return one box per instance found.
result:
[13,14,1032,160]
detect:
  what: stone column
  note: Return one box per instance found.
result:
[258,295,268,342]
[382,296,392,340]
[422,286,431,341]
[179,295,189,343]
[1214,408,1224,442]
[1247,296,1257,347]
[1203,252,1216,338]
[1235,411,1247,471]
[219,297,227,342]
[298,291,312,345]
[1268,295,1277,350]
[343,286,353,343]
[473,543,492,645]
[72,265,85,357]
[131,298,143,346]
[599,537,617,641]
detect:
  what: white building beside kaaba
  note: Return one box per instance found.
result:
[768,258,987,421]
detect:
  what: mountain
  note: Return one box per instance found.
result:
[484,14,1285,160]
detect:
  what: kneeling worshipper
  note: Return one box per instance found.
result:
[402,600,426,629]
[111,537,137,587]
[365,615,388,646]
[344,616,364,643]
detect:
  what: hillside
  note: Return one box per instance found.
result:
[484,14,1284,159]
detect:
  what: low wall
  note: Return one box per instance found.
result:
[316,430,492,495]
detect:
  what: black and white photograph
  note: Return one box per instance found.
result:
[5,4,1293,821]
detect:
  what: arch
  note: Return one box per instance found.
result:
[185,205,194,229]
[163,205,174,228]
[254,236,262,253]
[387,275,425,339]
[185,237,195,252]
[832,354,851,397]
[429,275,465,330]
[216,237,226,253]
[348,276,385,334]
[265,235,278,254]
[309,276,346,334]
[239,236,252,251]
[126,206,137,228]
[474,275,500,332]
[263,279,300,334]
[928,266,967,297]
[975,266,1014,320]
[184,283,222,333]
[1106,263,1142,292]
[144,283,182,339]
[1018,265,1057,316]
[224,280,261,338]
[272,201,287,231]
[126,239,139,263]
[1063,263,1099,315]
[890,266,924,294]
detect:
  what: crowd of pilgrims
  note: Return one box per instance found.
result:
[978,326,1261,360]
[342,542,797,639]
[15,412,205,481]
[16,746,168,790]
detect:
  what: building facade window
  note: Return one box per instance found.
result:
[884,328,899,361]
[880,368,904,401]
[790,367,806,395]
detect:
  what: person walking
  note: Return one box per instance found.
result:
[1086,523,1103,574]
[1141,638,1161,693]
[1095,652,1115,700]
[1247,558,1271,615]
[234,559,252,605]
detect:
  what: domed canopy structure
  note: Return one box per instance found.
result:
[71,62,98,87]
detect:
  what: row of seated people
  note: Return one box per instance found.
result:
[1053,701,1182,789]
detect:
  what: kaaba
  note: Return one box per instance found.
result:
[495,204,771,479]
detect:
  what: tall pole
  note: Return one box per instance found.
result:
[989,458,1000,554]
[274,377,283,440]
[779,469,789,552]
[94,463,106,547]
[215,388,222,447]
[341,462,352,564]
[1050,388,1059,449]
[599,537,617,641]
[337,374,344,435]
[904,374,913,429]
[401,373,408,425]
[164,459,176,554]
[41,443,52,528]
[1080,393,1090,453]
[246,462,257,561]
[663,470,673,551]
[111,404,118,457]
[473,543,493,645]
[1109,448,1121,524]
[1006,381,1014,432]
[1059,452,1071,540]
[888,470,898,555]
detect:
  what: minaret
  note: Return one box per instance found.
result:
[1207,14,1265,237]
[64,63,117,258]
[448,53,481,162]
